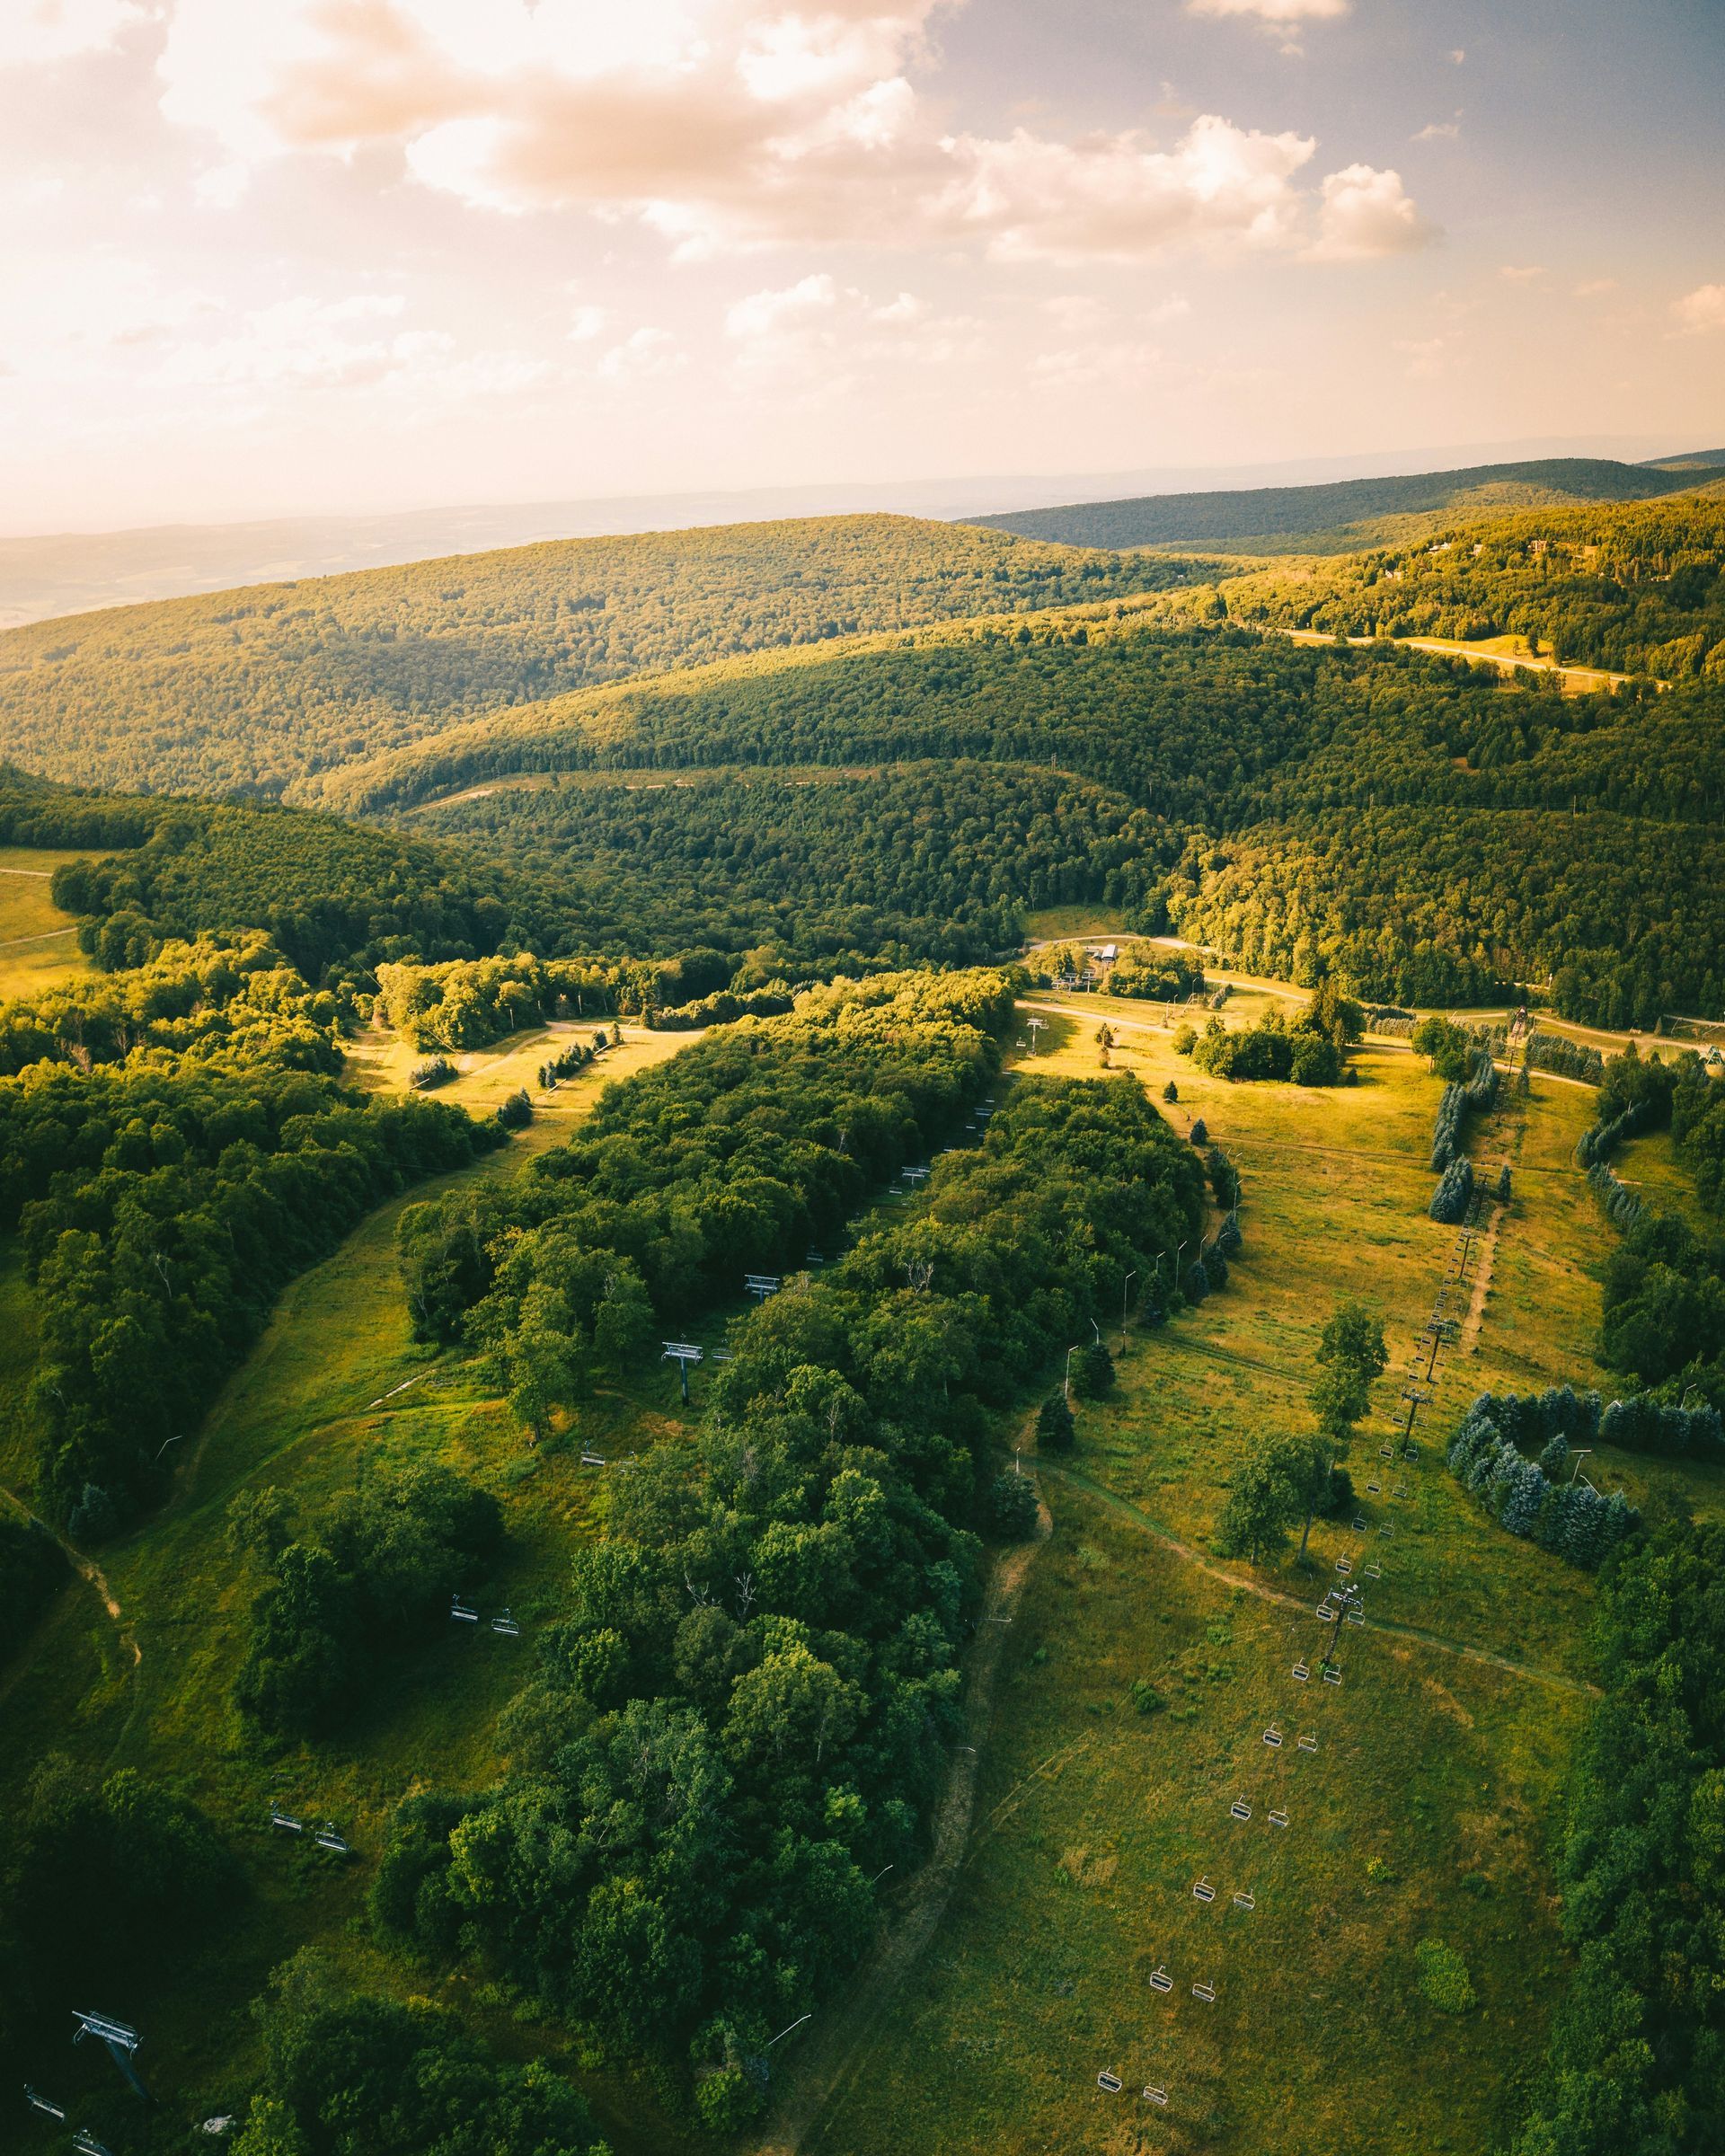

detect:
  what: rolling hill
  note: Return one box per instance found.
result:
[0,516,1216,802]
[973,454,1725,555]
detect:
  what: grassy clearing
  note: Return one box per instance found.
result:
[1022,906,1129,941]
[793,1006,1692,2156]
[0,844,102,996]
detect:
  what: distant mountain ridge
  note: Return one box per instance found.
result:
[972,455,1725,555]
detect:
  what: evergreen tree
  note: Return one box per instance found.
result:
[1036,1392,1076,1453]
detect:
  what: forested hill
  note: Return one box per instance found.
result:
[974,455,1725,555]
[0,515,1214,803]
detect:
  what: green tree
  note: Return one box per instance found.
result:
[1036,1392,1076,1452]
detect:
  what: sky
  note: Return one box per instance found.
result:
[0,0,1721,534]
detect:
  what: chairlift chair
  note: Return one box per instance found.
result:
[1262,1723,1283,1747]
[72,2134,115,2156]
[269,1804,303,1833]
[1149,1966,1173,1994]
[1292,1659,1311,1682]
[1097,2071,1124,2094]
[1229,1798,1251,1821]
[1269,1807,1290,1829]
[1145,2084,1170,2107]
[1346,1606,1366,1626]
[1322,1661,1343,1686]
[449,1595,479,1623]
[313,1823,350,1857]
[1367,1480,1381,1494]
[1192,1981,1217,2003]
[491,1610,521,1638]
[1192,1876,1216,1902]
[1351,1515,1366,1533]
[24,2087,66,2120]
[1334,1556,1352,1575]
[1364,1563,1383,1581]
[579,1450,606,1467]
[1297,1732,1318,1754]
[1232,1888,1255,1912]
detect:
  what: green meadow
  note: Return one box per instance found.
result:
[787,1004,1704,2156]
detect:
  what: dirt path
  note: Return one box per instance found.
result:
[0,1483,140,1682]
[753,1478,1052,2156]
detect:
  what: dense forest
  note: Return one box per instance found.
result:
[1228,496,1725,678]
[0,517,1208,801]
[977,455,1723,555]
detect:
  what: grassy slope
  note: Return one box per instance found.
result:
[2,1025,709,2152]
[793,1011,1715,2156]
[0,843,101,997]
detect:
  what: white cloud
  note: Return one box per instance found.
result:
[597,325,686,380]
[1673,283,1725,334]
[1572,278,1617,299]
[1413,119,1461,143]
[1499,263,1545,283]
[1307,164,1437,261]
[1030,340,1163,391]
[142,3,1429,271]
[157,293,419,388]
[933,115,1318,264]
[871,291,927,325]
[1187,0,1349,22]
[725,273,838,342]
[0,0,150,67]
[567,305,608,342]
[1450,48,1465,63]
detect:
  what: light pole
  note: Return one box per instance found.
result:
[1065,1344,1080,1401]
[1120,1269,1137,1355]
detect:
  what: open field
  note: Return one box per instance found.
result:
[780,1004,1712,2156]
[0,844,103,996]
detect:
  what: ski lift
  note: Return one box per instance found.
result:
[1262,1723,1283,1748]
[1297,1732,1318,1754]
[1149,1966,1173,1994]
[1379,1443,1394,1460]
[313,1823,350,1857]
[1232,1888,1255,1912]
[1364,1563,1383,1581]
[579,1450,606,1467]
[73,2134,114,2156]
[269,1804,303,1834]
[491,1609,521,1638]
[1379,1520,1394,1537]
[1269,1807,1290,1829]
[24,2088,66,2121]
[1367,1480,1381,1495]
[1334,1556,1352,1576]
[1322,1661,1343,1686]
[1192,1876,1216,1903]
[450,1595,479,1624]
[1192,1981,1216,2004]
[1393,1482,1410,1498]
[1145,2084,1170,2107]
[1351,1514,1367,1533]
[1347,1605,1365,1626]
[1097,2071,1124,2094]
[1292,1659,1311,1682]
[1229,1798,1251,1821]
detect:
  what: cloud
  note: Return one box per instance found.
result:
[933,115,1319,264]
[1307,164,1438,261]
[1673,283,1725,334]
[1450,48,1465,63]
[567,305,608,342]
[1499,263,1545,283]
[596,325,685,381]
[1413,119,1461,142]
[725,272,838,342]
[145,3,1429,270]
[0,0,150,67]
[1572,278,1616,299]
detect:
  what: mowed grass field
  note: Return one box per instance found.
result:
[794,1004,1713,2156]
[2,1024,714,2153]
[0,844,102,996]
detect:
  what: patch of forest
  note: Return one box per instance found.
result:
[1226,495,1725,678]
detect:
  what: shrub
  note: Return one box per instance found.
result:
[1415,1938,1476,2014]
[495,1087,534,1129]
[1163,1080,1179,1102]
[1129,1678,1165,1715]
[1429,1156,1474,1224]
[1190,1118,1208,1145]
[1173,1025,1197,1056]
